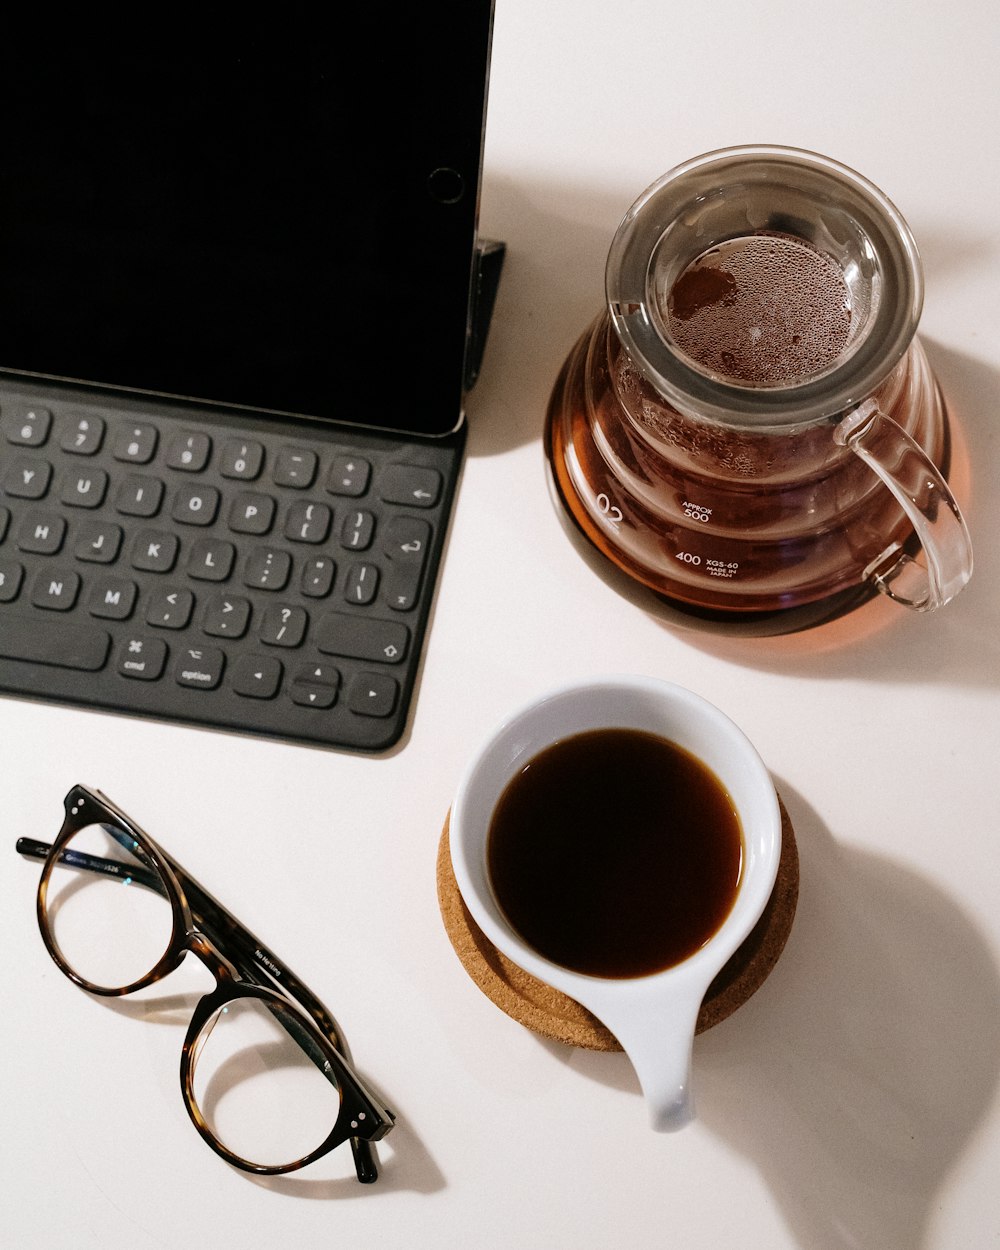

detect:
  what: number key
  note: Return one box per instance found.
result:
[4,404,51,446]
[113,422,159,463]
[166,431,212,471]
[219,438,264,480]
[61,414,105,455]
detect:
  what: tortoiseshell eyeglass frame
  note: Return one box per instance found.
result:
[16,784,395,1181]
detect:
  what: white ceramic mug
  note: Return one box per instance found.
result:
[450,674,782,1131]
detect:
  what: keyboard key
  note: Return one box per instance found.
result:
[202,593,251,638]
[175,645,225,689]
[285,501,331,544]
[4,457,52,499]
[259,603,308,647]
[74,522,123,564]
[113,422,158,463]
[117,635,167,680]
[383,515,431,564]
[231,653,282,699]
[88,577,138,620]
[295,661,340,689]
[379,464,441,507]
[0,559,24,601]
[172,483,220,526]
[343,562,379,605]
[317,612,408,663]
[243,547,291,591]
[166,431,211,471]
[31,568,80,610]
[130,530,179,573]
[384,562,423,611]
[290,667,339,707]
[347,673,399,717]
[219,438,264,480]
[60,467,108,508]
[116,474,164,517]
[146,587,194,629]
[340,508,375,551]
[4,404,52,446]
[273,447,317,488]
[0,505,9,542]
[326,455,371,497]
[187,538,236,581]
[17,510,65,555]
[229,491,275,535]
[61,414,105,455]
[0,617,109,670]
[300,556,336,598]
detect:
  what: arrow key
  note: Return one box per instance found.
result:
[231,654,283,699]
[290,662,340,708]
[347,672,399,718]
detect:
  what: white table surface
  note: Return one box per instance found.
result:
[3,3,999,1247]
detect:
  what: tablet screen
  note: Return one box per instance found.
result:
[0,10,493,434]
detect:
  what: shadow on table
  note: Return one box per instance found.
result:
[557,781,999,1245]
[639,782,997,1250]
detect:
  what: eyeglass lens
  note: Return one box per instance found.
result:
[43,822,173,991]
[190,996,344,1169]
[43,819,347,1171]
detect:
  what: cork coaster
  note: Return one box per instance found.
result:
[437,797,798,1049]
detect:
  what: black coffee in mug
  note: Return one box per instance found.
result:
[486,728,744,979]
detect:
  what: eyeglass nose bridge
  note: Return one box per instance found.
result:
[188,929,242,985]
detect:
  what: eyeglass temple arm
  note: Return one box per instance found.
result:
[16,834,358,1059]
[16,833,391,1183]
[17,836,166,892]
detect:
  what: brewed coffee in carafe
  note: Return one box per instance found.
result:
[545,146,973,622]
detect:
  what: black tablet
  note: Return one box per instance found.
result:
[0,8,494,435]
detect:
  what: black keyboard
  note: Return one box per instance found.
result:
[0,378,464,752]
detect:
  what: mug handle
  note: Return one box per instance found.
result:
[833,399,973,611]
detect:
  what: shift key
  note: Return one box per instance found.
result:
[316,612,409,664]
[0,617,110,670]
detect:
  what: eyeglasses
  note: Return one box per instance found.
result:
[16,784,395,1181]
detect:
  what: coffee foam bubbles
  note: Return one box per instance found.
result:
[665,234,852,387]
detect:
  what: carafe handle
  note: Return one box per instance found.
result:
[834,400,973,611]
